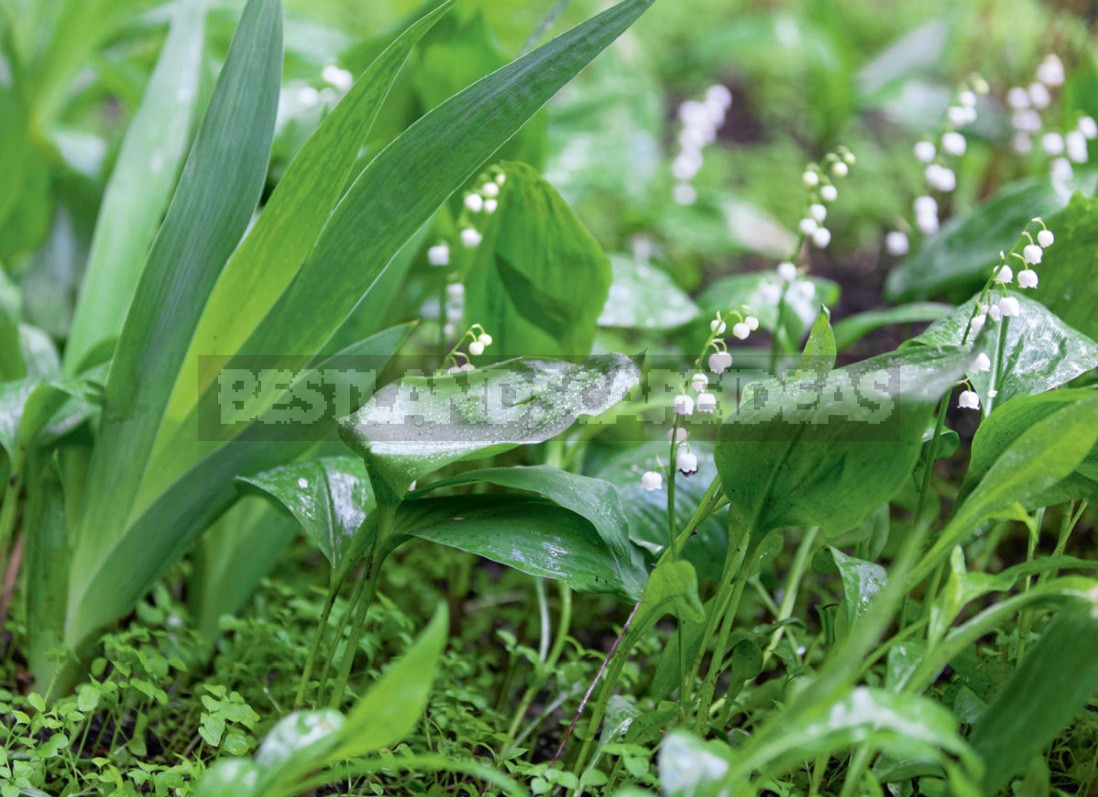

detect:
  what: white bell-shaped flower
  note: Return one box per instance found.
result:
[641,471,663,491]
[958,390,980,410]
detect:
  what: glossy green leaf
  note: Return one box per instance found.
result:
[422,465,645,589]
[698,273,840,350]
[910,395,1098,586]
[908,291,1098,408]
[589,441,728,582]
[961,390,1098,509]
[333,604,448,758]
[796,305,836,377]
[462,162,611,358]
[884,176,1097,301]
[340,354,640,503]
[598,255,700,331]
[73,0,283,596]
[238,457,374,569]
[255,709,344,770]
[658,730,733,797]
[64,0,207,372]
[832,302,952,352]
[1032,192,1098,341]
[971,597,1098,794]
[633,559,704,629]
[393,494,646,598]
[830,547,887,628]
[192,759,260,797]
[714,346,970,538]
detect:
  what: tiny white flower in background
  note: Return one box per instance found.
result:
[321,65,353,92]
[482,181,500,198]
[495,173,507,185]
[641,471,663,491]
[989,302,1002,321]
[926,164,956,192]
[461,228,482,248]
[446,282,464,299]
[710,317,727,335]
[668,427,689,443]
[811,227,832,248]
[1007,86,1031,109]
[674,394,695,416]
[427,243,450,266]
[973,352,992,372]
[673,184,698,205]
[745,315,760,331]
[1066,130,1089,163]
[885,231,910,256]
[831,161,849,178]
[802,170,820,187]
[809,204,827,223]
[947,105,973,126]
[917,212,939,235]
[707,83,733,108]
[1000,296,1021,317]
[1079,116,1098,139]
[959,89,977,108]
[447,365,462,375]
[793,280,816,300]
[820,184,838,202]
[1018,268,1039,288]
[1037,54,1065,87]
[1028,82,1051,109]
[478,332,493,346]
[994,264,1013,284]
[1038,228,1054,247]
[446,305,463,322]
[708,351,733,373]
[696,393,717,413]
[1023,243,1043,265]
[1013,132,1034,154]
[461,363,476,372]
[1051,157,1074,182]
[915,141,936,162]
[759,282,782,304]
[1041,132,1064,156]
[465,193,484,212]
[914,195,937,217]
[1013,109,1042,133]
[777,261,798,281]
[941,131,967,156]
[443,323,455,337]
[673,152,702,181]
[484,198,498,213]
[296,86,320,107]
[970,313,987,335]
[958,389,981,410]
[677,450,699,475]
[468,341,485,356]
[690,372,709,392]
[732,322,751,340]
[799,217,818,235]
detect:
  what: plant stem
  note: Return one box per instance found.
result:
[294,580,342,709]
[760,527,817,670]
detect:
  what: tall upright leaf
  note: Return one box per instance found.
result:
[64,0,207,372]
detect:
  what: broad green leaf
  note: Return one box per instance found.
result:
[698,273,840,351]
[393,494,646,598]
[238,457,374,569]
[907,291,1098,408]
[598,255,700,331]
[832,302,952,352]
[73,0,283,590]
[589,441,728,582]
[159,0,658,478]
[340,354,640,503]
[796,305,836,377]
[422,466,645,592]
[971,597,1098,795]
[633,560,704,629]
[830,547,887,629]
[1032,192,1098,341]
[254,709,344,777]
[332,604,448,758]
[961,390,1098,508]
[726,687,979,785]
[910,395,1098,586]
[162,1,453,444]
[64,0,207,372]
[192,760,260,797]
[884,175,1097,301]
[462,162,611,358]
[714,346,970,538]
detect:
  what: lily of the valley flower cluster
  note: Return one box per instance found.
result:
[798,147,855,250]
[444,324,494,375]
[1008,54,1097,181]
[671,84,733,206]
[956,219,1054,411]
[426,170,509,336]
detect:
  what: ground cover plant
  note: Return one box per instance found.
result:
[0,0,1096,794]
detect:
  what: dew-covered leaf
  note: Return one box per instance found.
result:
[598,255,700,331]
